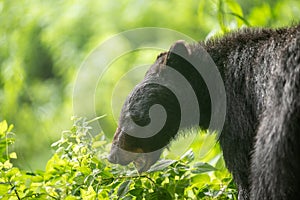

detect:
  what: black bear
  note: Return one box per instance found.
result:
[108,25,300,200]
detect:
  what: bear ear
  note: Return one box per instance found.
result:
[165,40,191,66]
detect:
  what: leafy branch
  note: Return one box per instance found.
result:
[0,118,236,199]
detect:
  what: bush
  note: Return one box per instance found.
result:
[0,118,236,199]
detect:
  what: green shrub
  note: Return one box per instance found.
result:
[0,118,236,199]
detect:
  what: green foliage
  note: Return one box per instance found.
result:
[0,119,237,199]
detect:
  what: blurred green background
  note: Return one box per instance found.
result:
[1,0,299,170]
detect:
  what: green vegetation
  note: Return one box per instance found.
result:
[0,0,299,199]
[1,118,236,199]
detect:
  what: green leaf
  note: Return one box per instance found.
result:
[5,167,19,178]
[191,174,211,186]
[180,149,194,163]
[191,162,216,174]
[9,152,17,159]
[226,0,243,17]
[155,187,173,200]
[51,139,64,147]
[121,196,133,200]
[81,186,96,200]
[147,159,176,172]
[65,196,78,200]
[117,180,132,198]
[4,160,13,169]
[129,188,144,196]
[0,184,9,196]
[0,120,8,135]
[92,141,106,148]
[215,155,226,170]
[7,124,14,134]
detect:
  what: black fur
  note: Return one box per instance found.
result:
[202,25,300,199]
[109,25,300,199]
